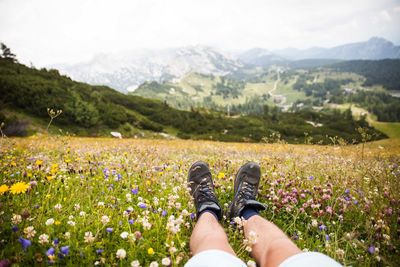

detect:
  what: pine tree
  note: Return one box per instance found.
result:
[0,43,17,62]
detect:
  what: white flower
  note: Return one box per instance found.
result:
[74,204,80,210]
[336,248,345,258]
[45,218,55,226]
[181,209,189,216]
[68,215,74,220]
[248,231,258,245]
[116,248,126,259]
[98,201,105,207]
[84,231,95,243]
[120,231,129,239]
[101,215,110,224]
[161,257,171,266]
[141,217,152,230]
[79,211,86,217]
[24,226,36,239]
[247,260,256,267]
[38,234,49,245]
[54,203,62,211]
[67,220,76,226]
[149,262,159,267]
[11,214,22,224]
[131,260,141,267]
[311,219,318,227]
[65,232,71,239]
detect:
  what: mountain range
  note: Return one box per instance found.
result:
[54,37,400,93]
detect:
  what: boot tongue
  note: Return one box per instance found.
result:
[244,199,267,211]
[198,202,222,220]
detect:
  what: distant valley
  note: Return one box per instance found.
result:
[54,37,400,93]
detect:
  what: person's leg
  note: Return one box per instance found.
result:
[190,211,236,256]
[228,162,300,266]
[244,215,301,267]
[187,161,236,256]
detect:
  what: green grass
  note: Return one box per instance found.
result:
[328,103,400,139]
[0,137,399,266]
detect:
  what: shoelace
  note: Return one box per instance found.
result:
[197,180,216,202]
[238,181,256,202]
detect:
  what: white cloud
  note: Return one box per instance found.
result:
[0,0,399,66]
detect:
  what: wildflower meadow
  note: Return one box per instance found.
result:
[0,137,399,266]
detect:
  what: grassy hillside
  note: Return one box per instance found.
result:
[331,59,400,90]
[0,59,386,143]
[131,60,400,126]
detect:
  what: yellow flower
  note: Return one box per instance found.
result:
[46,176,54,181]
[55,220,61,225]
[10,182,30,194]
[50,164,58,174]
[36,159,43,166]
[10,161,16,167]
[217,172,225,179]
[147,247,154,255]
[0,184,9,195]
[46,194,51,199]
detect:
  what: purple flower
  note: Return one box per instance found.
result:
[46,247,55,256]
[292,232,299,240]
[138,203,147,209]
[353,200,358,205]
[131,188,138,195]
[96,249,103,254]
[344,189,350,194]
[128,219,134,225]
[12,226,19,232]
[60,246,70,255]
[318,224,327,231]
[53,238,59,245]
[161,210,167,217]
[309,175,314,180]
[117,173,122,180]
[368,246,375,254]
[106,227,113,233]
[18,237,31,251]
[325,234,330,241]
[190,213,195,220]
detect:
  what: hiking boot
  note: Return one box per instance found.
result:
[228,162,266,220]
[188,161,222,220]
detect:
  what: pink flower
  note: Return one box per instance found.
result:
[326,206,333,214]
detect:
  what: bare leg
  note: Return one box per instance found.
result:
[244,215,301,267]
[190,212,236,256]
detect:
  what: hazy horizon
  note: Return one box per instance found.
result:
[1,0,399,67]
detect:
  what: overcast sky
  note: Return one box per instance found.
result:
[1,0,399,66]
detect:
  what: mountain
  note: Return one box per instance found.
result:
[53,37,399,91]
[274,37,400,60]
[239,37,400,66]
[55,46,242,93]
[237,48,287,66]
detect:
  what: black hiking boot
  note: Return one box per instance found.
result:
[228,162,266,220]
[188,161,222,220]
